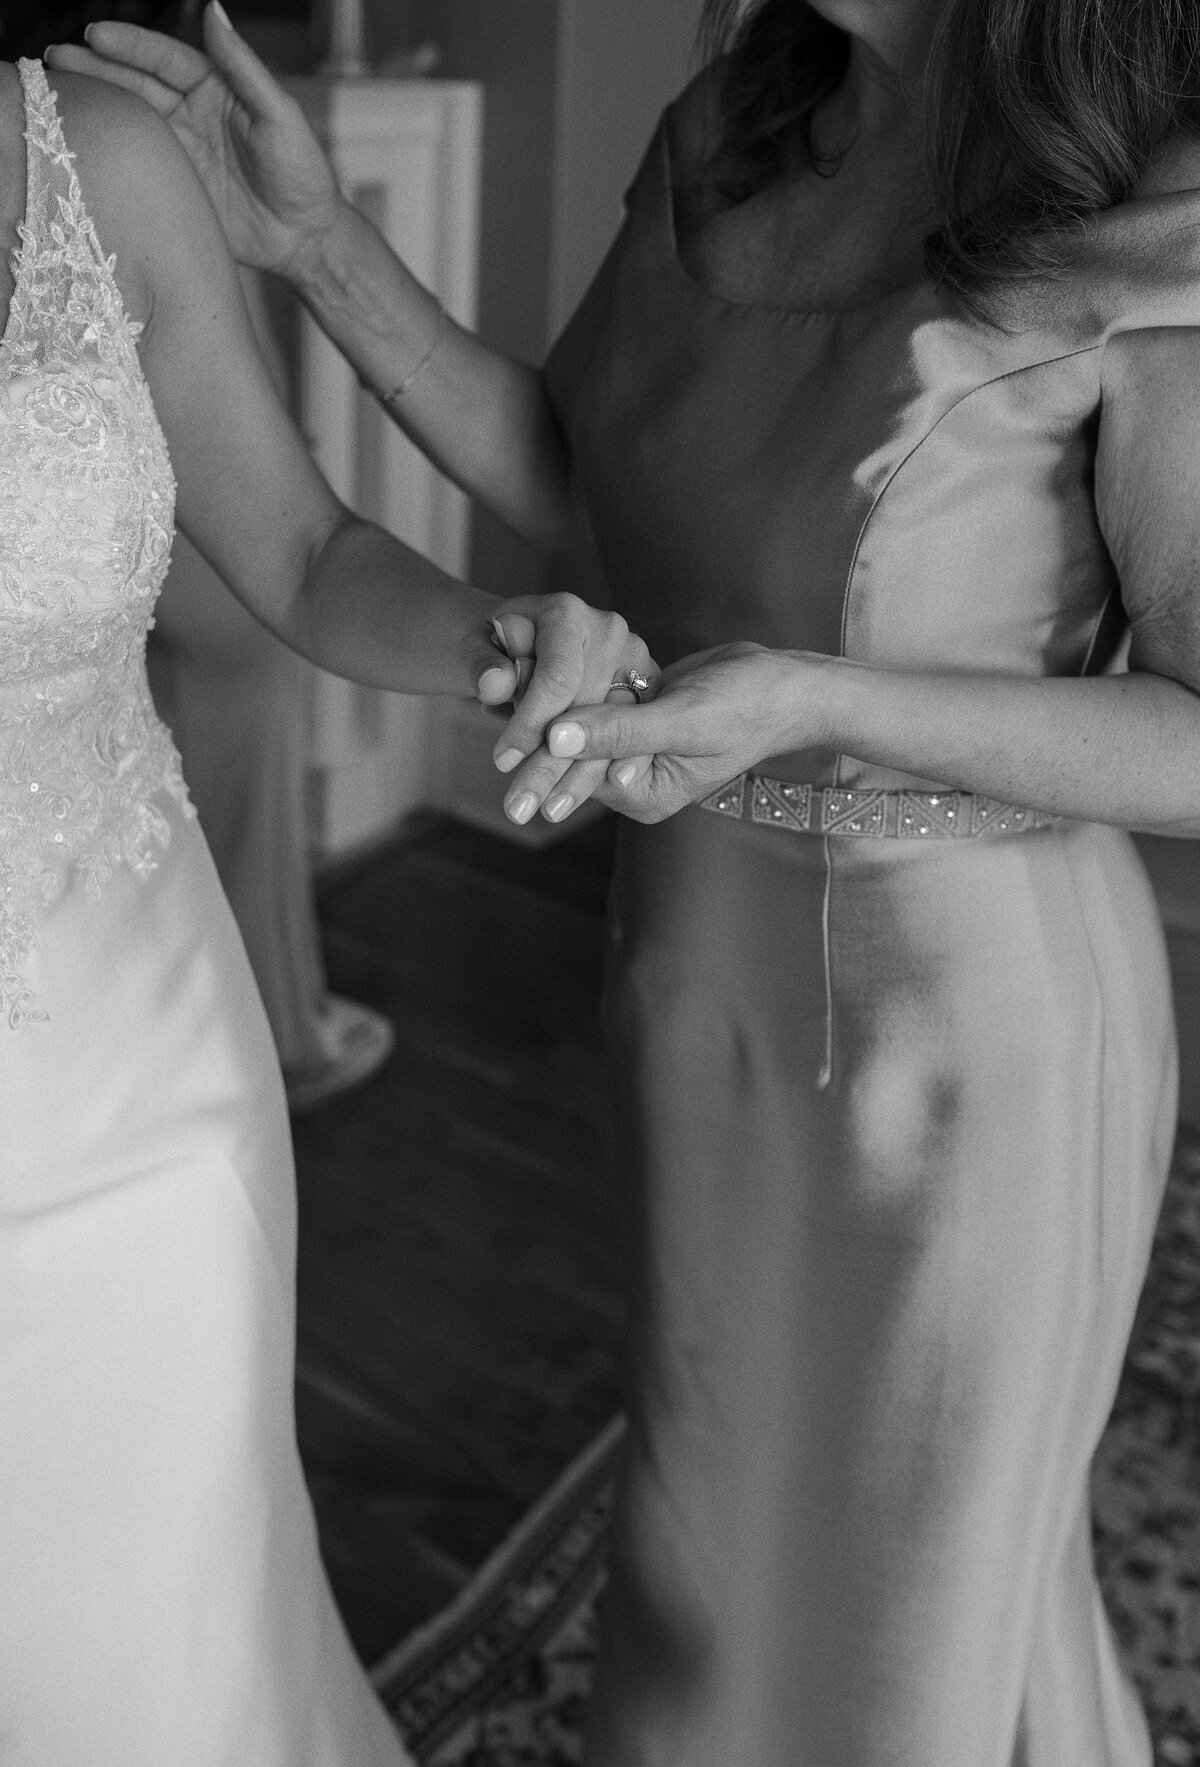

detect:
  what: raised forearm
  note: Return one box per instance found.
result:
[809,656,1200,836]
[290,201,581,550]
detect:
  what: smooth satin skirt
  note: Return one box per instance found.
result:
[0,801,408,1767]
[589,810,1175,1767]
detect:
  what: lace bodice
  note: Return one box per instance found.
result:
[0,61,188,1027]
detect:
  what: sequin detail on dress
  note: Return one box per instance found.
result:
[697,774,1058,839]
[0,61,188,1026]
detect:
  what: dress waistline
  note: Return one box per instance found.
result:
[697,774,1058,840]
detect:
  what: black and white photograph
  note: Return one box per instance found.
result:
[1,0,1199,1762]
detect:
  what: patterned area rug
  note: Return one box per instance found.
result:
[375,1135,1200,1767]
[1094,1131,1200,1765]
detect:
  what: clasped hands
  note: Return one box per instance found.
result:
[474,593,821,827]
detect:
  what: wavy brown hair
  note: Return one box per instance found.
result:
[699,0,1200,310]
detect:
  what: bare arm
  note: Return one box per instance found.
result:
[52,73,514,702]
[42,68,662,749]
[499,327,1200,835]
[289,200,584,551]
[48,8,584,551]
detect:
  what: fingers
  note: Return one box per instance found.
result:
[480,617,532,711]
[546,701,669,763]
[540,758,612,824]
[78,22,211,93]
[61,12,294,133]
[475,653,530,707]
[501,748,574,825]
[46,41,199,115]
[201,2,296,121]
[497,599,591,762]
[489,612,536,661]
[492,600,656,772]
[607,753,654,793]
[501,687,654,827]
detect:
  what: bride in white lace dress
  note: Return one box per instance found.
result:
[0,55,650,1767]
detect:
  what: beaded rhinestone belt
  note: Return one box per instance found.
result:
[697,774,1058,840]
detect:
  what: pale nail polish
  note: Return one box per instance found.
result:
[544,794,574,823]
[495,748,524,774]
[210,0,233,28]
[478,667,510,700]
[548,723,586,758]
[490,615,512,655]
[613,762,638,788]
[508,792,538,825]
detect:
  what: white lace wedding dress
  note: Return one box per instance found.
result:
[0,61,410,1766]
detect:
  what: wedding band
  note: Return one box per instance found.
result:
[610,670,651,703]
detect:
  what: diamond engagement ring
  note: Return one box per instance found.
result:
[610,670,651,702]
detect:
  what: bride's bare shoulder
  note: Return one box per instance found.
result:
[40,66,213,324]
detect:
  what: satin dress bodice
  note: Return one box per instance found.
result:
[548,116,1200,793]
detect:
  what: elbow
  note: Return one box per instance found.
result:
[277,503,359,659]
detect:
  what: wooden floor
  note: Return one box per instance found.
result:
[291,812,623,1666]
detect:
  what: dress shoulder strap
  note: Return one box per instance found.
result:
[16,59,89,249]
[6,60,142,369]
[19,60,75,177]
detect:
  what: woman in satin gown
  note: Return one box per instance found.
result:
[62,0,1200,1761]
[0,50,650,1767]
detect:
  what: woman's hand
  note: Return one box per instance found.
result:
[47,5,342,277]
[485,595,659,825]
[512,643,827,825]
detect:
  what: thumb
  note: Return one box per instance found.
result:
[489,612,537,660]
[475,648,521,706]
[547,701,673,761]
[204,2,293,120]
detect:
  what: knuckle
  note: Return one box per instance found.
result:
[610,712,636,751]
[530,663,576,701]
[543,591,581,623]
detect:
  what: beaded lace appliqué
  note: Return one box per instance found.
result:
[0,61,190,1026]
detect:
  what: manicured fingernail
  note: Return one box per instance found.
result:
[613,762,637,788]
[210,1,233,28]
[495,748,523,774]
[544,793,574,823]
[478,667,511,700]
[490,615,512,655]
[508,792,538,825]
[548,722,585,758]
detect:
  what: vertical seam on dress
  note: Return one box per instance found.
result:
[833,343,1106,791]
[817,835,835,1090]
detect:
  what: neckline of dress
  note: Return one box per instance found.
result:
[0,60,35,359]
[655,109,930,323]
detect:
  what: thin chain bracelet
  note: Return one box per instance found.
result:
[373,302,450,411]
